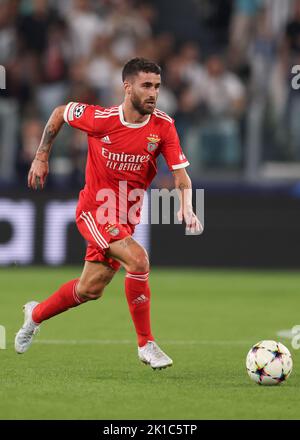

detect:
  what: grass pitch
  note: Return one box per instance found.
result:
[0,267,300,420]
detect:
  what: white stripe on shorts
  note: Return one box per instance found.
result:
[86,211,109,248]
[80,212,108,249]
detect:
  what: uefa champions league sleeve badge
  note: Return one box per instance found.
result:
[74,104,86,119]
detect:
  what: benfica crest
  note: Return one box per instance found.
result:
[105,223,120,236]
[147,135,160,152]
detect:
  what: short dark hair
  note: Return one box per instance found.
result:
[122,57,161,82]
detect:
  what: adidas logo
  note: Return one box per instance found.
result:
[132,294,149,305]
[101,135,111,144]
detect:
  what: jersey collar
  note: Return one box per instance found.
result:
[119,105,151,128]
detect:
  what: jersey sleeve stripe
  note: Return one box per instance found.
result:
[95,107,118,115]
[154,109,173,123]
[95,111,118,116]
[95,113,119,118]
[172,161,190,170]
[155,112,172,123]
[154,108,171,117]
[94,111,119,115]
[94,112,119,119]
[153,112,173,124]
[95,108,118,113]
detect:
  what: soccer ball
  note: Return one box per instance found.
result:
[246,340,293,385]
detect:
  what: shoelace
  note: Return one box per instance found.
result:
[19,322,39,343]
[146,342,166,359]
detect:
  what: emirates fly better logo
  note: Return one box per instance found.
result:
[102,147,151,171]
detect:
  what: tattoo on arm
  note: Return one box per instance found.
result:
[177,180,192,210]
[37,124,58,155]
[179,182,190,191]
[36,106,65,158]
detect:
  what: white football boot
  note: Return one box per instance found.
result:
[138,341,173,370]
[15,301,40,354]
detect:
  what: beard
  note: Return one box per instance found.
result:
[131,93,155,115]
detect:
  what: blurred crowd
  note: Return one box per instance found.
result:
[0,0,299,188]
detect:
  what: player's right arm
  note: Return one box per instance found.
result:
[28,105,66,190]
[28,102,102,189]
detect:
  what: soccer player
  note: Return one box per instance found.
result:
[15,58,202,369]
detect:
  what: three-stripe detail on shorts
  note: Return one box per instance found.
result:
[80,211,109,249]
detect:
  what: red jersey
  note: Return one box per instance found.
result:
[63,102,189,226]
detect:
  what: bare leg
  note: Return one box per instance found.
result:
[31,261,116,324]
[77,261,116,301]
[107,236,149,273]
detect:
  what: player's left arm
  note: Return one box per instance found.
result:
[160,118,203,233]
[172,168,203,234]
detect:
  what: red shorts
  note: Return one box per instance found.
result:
[76,209,134,271]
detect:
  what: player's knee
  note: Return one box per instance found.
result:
[129,250,149,273]
[77,268,114,301]
[77,283,105,301]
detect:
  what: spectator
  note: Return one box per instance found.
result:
[106,0,155,63]
[4,0,296,186]
[0,0,17,65]
[154,32,175,66]
[86,34,118,105]
[36,17,71,120]
[278,0,300,161]
[17,0,60,55]
[229,0,263,69]
[177,55,246,171]
[0,0,19,184]
[67,0,108,58]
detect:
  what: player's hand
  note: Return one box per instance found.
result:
[177,207,203,234]
[28,157,49,190]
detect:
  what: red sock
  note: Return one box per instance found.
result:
[125,271,154,347]
[32,279,86,324]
